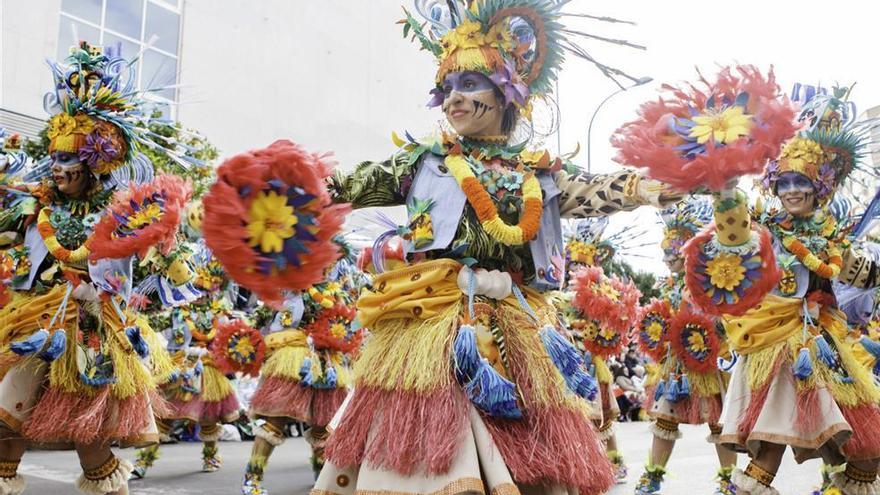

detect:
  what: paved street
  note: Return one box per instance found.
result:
[19,422,827,494]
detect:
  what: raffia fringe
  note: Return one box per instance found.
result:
[649,422,682,441]
[732,468,779,495]
[75,458,132,495]
[354,301,460,393]
[0,475,25,495]
[831,471,880,495]
[254,424,285,447]
[201,364,235,402]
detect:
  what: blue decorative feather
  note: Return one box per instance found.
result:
[792,347,814,380]
[10,329,49,356]
[860,335,880,359]
[125,326,150,359]
[814,335,837,368]
[38,330,67,362]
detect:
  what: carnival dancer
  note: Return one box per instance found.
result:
[0,42,197,495]
[562,217,640,484]
[131,232,243,478]
[631,198,738,495]
[198,1,683,493]
[617,77,880,494]
[241,248,365,494]
[256,1,700,493]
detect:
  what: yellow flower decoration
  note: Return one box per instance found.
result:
[233,337,255,357]
[778,137,825,178]
[47,114,78,139]
[126,202,164,229]
[596,281,620,301]
[689,106,753,145]
[568,240,597,265]
[646,321,664,342]
[688,331,708,352]
[246,190,297,254]
[705,252,746,291]
[330,322,347,339]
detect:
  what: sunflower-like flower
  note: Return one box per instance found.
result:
[246,190,298,254]
[596,281,620,301]
[705,252,747,291]
[778,137,825,177]
[687,330,708,352]
[689,106,753,145]
[440,21,485,56]
[646,320,664,342]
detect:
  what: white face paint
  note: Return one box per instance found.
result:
[50,152,91,198]
[440,71,506,138]
[776,172,816,217]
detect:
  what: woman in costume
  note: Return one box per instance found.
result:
[241,248,365,494]
[562,218,637,485]
[632,198,738,495]
[618,78,880,494]
[131,230,243,478]
[276,2,690,493]
[0,42,195,495]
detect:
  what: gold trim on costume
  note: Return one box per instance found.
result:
[744,461,775,487]
[0,460,19,478]
[845,463,878,483]
[655,418,680,433]
[490,483,519,495]
[311,477,487,495]
[84,455,120,481]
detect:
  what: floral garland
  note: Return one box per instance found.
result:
[445,153,543,246]
[781,236,842,279]
[37,207,90,263]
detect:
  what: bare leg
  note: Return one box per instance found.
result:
[242,418,287,493]
[715,443,737,468]
[75,442,130,495]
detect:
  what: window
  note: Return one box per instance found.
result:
[58,0,183,116]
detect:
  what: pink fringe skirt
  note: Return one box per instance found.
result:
[249,375,347,427]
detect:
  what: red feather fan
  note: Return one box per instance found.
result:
[304,303,363,354]
[202,140,351,308]
[212,319,265,377]
[683,224,780,317]
[87,174,191,260]
[571,266,641,335]
[637,298,672,362]
[668,307,720,374]
[612,65,799,192]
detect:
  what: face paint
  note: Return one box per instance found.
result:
[50,152,91,198]
[439,71,497,98]
[775,172,815,194]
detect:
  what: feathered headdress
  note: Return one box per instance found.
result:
[761,84,879,204]
[404,0,646,117]
[44,41,201,177]
[658,196,713,263]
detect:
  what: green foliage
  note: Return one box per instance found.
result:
[23,127,50,160]
[603,258,658,305]
[143,110,219,198]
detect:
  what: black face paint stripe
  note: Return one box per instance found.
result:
[473,100,494,119]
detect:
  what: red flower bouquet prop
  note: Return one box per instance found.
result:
[87,174,191,260]
[212,319,266,377]
[203,140,351,307]
[613,65,799,192]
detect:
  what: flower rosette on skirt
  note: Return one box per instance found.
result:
[212,319,265,377]
[87,174,191,260]
[571,266,640,358]
[637,298,671,362]
[303,303,363,354]
[202,140,350,307]
[612,65,799,192]
[683,224,780,316]
[668,307,720,374]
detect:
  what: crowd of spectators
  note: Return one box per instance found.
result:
[606,343,650,422]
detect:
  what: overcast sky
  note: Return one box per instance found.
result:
[547,0,880,275]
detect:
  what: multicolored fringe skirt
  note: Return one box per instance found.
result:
[646,354,724,428]
[313,259,613,495]
[719,295,880,463]
[0,284,172,447]
[162,352,240,424]
[249,329,349,428]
